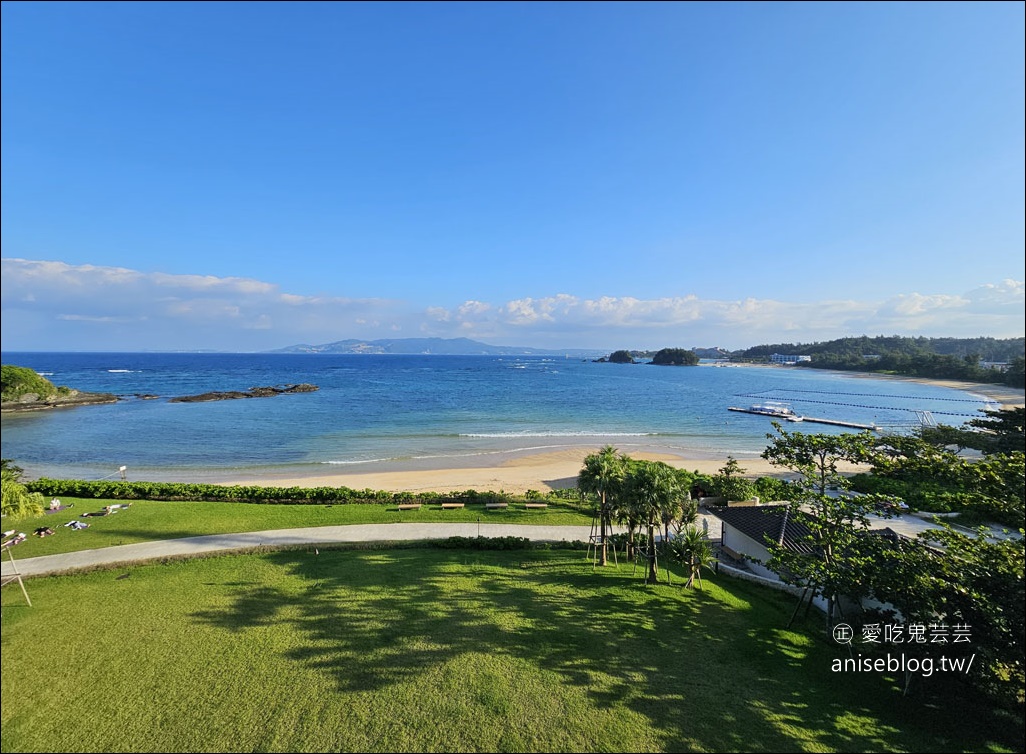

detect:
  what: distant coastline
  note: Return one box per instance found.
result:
[814,370,1024,410]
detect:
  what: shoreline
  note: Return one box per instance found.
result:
[832,372,1024,410]
[213,448,815,495]
[211,372,1022,494]
[18,370,1023,495]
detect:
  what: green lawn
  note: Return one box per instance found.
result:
[2,548,1020,752]
[4,498,592,558]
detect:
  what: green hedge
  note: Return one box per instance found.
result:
[24,478,590,508]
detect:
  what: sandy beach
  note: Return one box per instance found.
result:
[219,373,1023,495]
[221,448,802,495]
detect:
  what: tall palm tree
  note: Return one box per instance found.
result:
[661,468,698,543]
[625,460,688,584]
[577,446,626,566]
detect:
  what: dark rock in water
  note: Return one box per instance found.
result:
[168,384,319,403]
[283,383,318,393]
[246,387,280,398]
[169,391,253,403]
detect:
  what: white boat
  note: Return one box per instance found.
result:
[727,401,803,420]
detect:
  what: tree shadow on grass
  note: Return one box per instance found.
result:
[190,547,1021,752]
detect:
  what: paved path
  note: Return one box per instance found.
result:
[2,523,602,577]
[5,509,996,580]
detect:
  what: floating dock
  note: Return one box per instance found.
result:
[727,407,879,431]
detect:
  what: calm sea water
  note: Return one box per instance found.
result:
[0,352,998,482]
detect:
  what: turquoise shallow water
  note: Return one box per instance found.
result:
[0,352,998,481]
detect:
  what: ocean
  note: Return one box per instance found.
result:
[0,352,999,482]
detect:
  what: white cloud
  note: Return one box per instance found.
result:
[2,258,1022,351]
[458,300,491,317]
[1,258,408,351]
[423,286,1025,348]
[963,279,1025,311]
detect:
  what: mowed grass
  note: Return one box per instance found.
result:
[2,548,1021,753]
[4,498,591,558]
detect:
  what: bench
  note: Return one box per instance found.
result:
[397,504,422,511]
[485,502,509,509]
[441,503,465,509]
[523,503,548,509]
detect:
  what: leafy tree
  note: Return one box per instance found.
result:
[761,424,894,632]
[918,407,1024,456]
[1,466,45,520]
[1,459,25,477]
[1004,355,1025,388]
[922,525,1024,705]
[968,407,1025,455]
[577,446,627,566]
[858,436,1025,704]
[713,456,756,502]
[864,433,1024,526]
[650,348,700,366]
[752,475,791,502]
[863,522,1024,705]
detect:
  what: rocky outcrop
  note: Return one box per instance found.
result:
[2,384,318,410]
[168,384,319,403]
[0,389,120,413]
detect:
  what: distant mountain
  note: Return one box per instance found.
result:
[268,337,605,357]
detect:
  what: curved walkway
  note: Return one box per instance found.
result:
[1,523,600,577]
[4,510,982,580]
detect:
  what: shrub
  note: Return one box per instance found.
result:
[431,536,533,550]
[1,364,59,403]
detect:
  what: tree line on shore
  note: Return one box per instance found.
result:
[742,335,1025,388]
[593,336,1024,387]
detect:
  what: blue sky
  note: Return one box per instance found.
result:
[2,1,1023,352]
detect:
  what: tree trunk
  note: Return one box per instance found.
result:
[599,492,608,566]
[646,522,659,584]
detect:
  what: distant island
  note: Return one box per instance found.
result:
[268,337,606,357]
[594,348,701,366]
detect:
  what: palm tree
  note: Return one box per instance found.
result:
[613,478,644,561]
[625,460,688,584]
[662,468,698,542]
[577,446,626,566]
[670,525,715,589]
